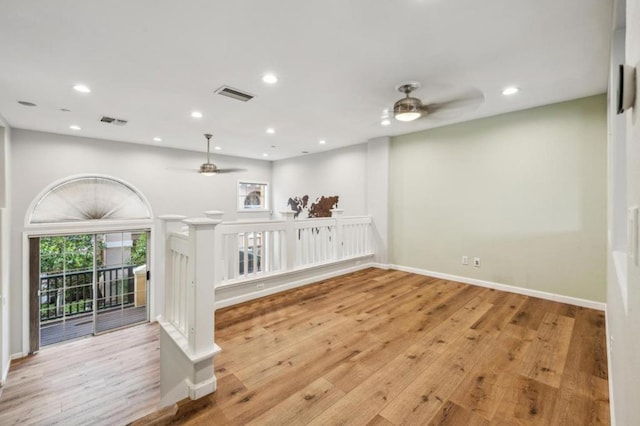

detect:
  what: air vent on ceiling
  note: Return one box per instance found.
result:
[100,116,128,126]
[214,86,254,102]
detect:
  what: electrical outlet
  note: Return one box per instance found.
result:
[256,283,265,290]
[462,256,469,265]
[473,257,481,267]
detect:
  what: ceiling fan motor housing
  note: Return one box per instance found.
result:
[394,96,424,121]
[199,162,218,175]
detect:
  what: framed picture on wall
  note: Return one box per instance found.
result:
[237,181,268,211]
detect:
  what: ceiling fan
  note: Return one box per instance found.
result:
[391,81,484,122]
[198,133,246,175]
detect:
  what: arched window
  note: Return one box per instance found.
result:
[29,176,151,224]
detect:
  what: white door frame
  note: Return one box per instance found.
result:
[22,220,156,355]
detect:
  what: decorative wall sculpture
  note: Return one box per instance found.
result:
[287,195,339,218]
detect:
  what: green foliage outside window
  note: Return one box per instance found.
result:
[130,232,148,266]
[40,235,103,274]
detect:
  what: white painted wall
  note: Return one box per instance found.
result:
[390,95,607,303]
[8,129,271,356]
[607,0,640,423]
[0,125,7,206]
[0,122,11,384]
[272,140,390,263]
[366,137,390,264]
[272,144,368,218]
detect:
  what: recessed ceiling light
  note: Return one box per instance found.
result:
[301,151,309,154]
[262,73,278,84]
[69,125,81,130]
[214,146,221,150]
[266,127,275,134]
[153,137,162,142]
[502,86,519,96]
[191,111,203,118]
[73,84,91,94]
[263,153,269,157]
[319,140,326,145]
[381,119,391,126]
[18,101,37,107]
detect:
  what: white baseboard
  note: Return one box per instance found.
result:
[3,352,27,387]
[389,264,606,311]
[369,262,390,270]
[187,376,217,400]
[0,359,9,387]
[215,259,376,309]
[605,306,616,426]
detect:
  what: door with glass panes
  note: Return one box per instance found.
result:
[34,230,149,349]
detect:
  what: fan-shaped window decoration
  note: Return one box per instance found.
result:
[29,176,151,224]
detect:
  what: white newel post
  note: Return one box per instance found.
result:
[331,208,344,260]
[204,210,224,221]
[204,211,225,285]
[158,217,222,408]
[281,210,296,269]
[184,218,218,357]
[155,215,187,321]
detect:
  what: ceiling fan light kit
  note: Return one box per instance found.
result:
[393,81,424,122]
[200,133,219,176]
[390,80,485,123]
[394,97,423,121]
[197,133,247,175]
[199,163,217,176]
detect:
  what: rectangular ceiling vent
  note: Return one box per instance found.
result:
[214,86,255,102]
[99,116,128,126]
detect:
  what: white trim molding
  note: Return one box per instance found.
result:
[389,264,607,311]
[215,256,375,309]
[605,306,617,426]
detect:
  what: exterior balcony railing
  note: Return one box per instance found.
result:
[39,265,136,323]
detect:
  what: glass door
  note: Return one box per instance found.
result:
[95,231,149,333]
[38,230,149,346]
[39,235,96,346]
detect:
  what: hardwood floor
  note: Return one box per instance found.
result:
[155,268,610,425]
[40,305,148,347]
[0,268,609,425]
[0,322,160,425]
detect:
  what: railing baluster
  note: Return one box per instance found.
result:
[200,213,372,288]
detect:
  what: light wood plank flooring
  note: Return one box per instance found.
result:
[1,268,609,425]
[164,268,609,425]
[40,306,148,347]
[0,322,160,425]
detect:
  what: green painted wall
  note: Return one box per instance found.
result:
[390,95,607,302]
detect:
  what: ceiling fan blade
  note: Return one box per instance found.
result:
[424,88,484,118]
[213,168,247,174]
[166,166,199,173]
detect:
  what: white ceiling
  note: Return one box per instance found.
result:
[0,0,613,161]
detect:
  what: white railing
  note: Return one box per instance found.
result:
[218,220,287,282]
[156,215,221,407]
[342,216,373,258]
[155,209,373,407]
[216,209,373,284]
[294,218,336,267]
[166,231,189,337]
